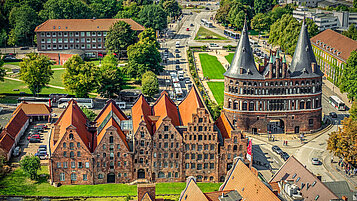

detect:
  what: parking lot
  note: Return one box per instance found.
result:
[11,121,51,164]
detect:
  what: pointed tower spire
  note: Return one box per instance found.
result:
[276,49,280,59]
[282,53,286,63]
[269,54,274,64]
[288,18,322,78]
[224,16,263,79]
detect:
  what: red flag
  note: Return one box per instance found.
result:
[246,139,252,161]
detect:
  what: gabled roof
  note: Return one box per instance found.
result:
[224,19,263,80]
[270,156,339,201]
[215,113,233,139]
[152,91,181,130]
[0,133,15,154]
[95,118,129,151]
[35,18,145,32]
[4,109,29,139]
[289,20,323,78]
[311,29,357,62]
[178,86,204,126]
[179,178,209,201]
[95,100,128,124]
[220,159,280,201]
[132,94,153,134]
[52,100,92,151]
[13,102,51,116]
[141,192,154,201]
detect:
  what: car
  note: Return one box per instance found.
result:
[39,145,47,150]
[329,112,337,118]
[272,145,283,155]
[209,43,219,47]
[185,80,192,84]
[176,60,180,64]
[12,146,21,157]
[312,158,321,165]
[176,65,181,70]
[281,152,289,161]
[186,28,190,31]
[205,7,210,10]
[190,24,194,27]
[29,138,41,143]
[28,135,40,140]
[20,46,29,50]
[35,151,48,160]
[175,49,180,53]
[176,54,180,58]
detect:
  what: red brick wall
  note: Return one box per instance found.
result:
[133,123,153,181]
[39,53,76,65]
[137,184,156,201]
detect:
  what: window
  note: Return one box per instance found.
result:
[242,101,247,110]
[185,163,189,169]
[71,162,75,168]
[158,172,165,178]
[63,142,66,148]
[197,164,202,170]
[81,32,85,36]
[191,154,195,159]
[77,151,81,157]
[70,151,74,158]
[57,162,61,168]
[103,144,106,150]
[210,163,214,169]
[69,134,74,139]
[78,162,83,168]
[210,144,215,150]
[164,134,168,139]
[204,163,208,169]
[198,135,203,141]
[109,136,114,143]
[98,174,103,179]
[103,153,106,158]
[83,174,87,181]
[85,162,89,168]
[63,162,68,168]
[198,145,202,151]
[60,173,65,181]
[191,163,196,169]
[309,119,313,126]
[197,154,202,160]
[164,142,168,148]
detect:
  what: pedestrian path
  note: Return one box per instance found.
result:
[323,79,352,108]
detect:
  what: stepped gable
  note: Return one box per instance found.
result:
[52,100,93,151]
[132,94,153,134]
[215,113,233,139]
[95,118,129,151]
[224,18,263,80]
[178,86,204,126]
[152,91,181,131]
[219,159,280,201]
[289,19,323,78]
[270,156,339,200]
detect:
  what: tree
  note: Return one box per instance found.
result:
[215,3,231,24]
[137,4,168,31]
[126,39,162,79]
[342,24,357,40]
[142,71,159,98]
[327,117,357,166]
[0,59,5,82]
[254,0,273,14]
[63,55,98,98]
[138,28,159,48]
[105,21,136,59]
[9,5,39,45]
[97,55,124,98]
[355,0,357,8]
[227,3,253,30]
[115,2,140,19]
[81,106,97,121]
[19,53,54,95]
[251,13,270,32]
[89,0,123,18]
[350,101,357,120]
[162,0,181,19]
[339,50,357,101]
[39,0,92,20]
[19,155,41,180]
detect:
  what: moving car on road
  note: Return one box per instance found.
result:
[329,112,337,118]
[272,145,283,155]
[29,138,41,143]
[312,158,321,165]
[281,152,289,161]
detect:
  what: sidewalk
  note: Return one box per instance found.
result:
[323,78,352,108]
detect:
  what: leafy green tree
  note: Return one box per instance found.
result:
[97,55,124,98]
[138,28,159,48]
[19,155,41,180]
[339,50,357,101]
[254,0,273,14]
[306,18,319,38]
[63,55,98,98]
[251,13,270,32]
[39,0,92,20]
[19,53,54,95]
[227,3,253,30]
[350,101,357,120]
[162,0,181,18]
[215,2,231,24]
[9,5,39,45]
[81,106,97,121]
[126,39,162,79]
[89,0,123,18]
[7,29,18,46]
[137,4,168,31]
[327,117,357,166]
[115,2,140,19]
[105,21,136,59]
[142,71,159,98]
[342,24,357,40]
[0,59,5,82]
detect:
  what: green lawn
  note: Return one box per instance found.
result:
[0,79,71,95]
[49,69,65,87]
[4,61,21,66]
[0,167,222,196]
[195,26,227,40]
[207,82,224,104]
[199,53,225,79]
[225,53,235,64]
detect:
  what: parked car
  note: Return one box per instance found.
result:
[20,46,29,50]
[35,151,48,160]
[39,145,47,150]
[185,80,192,84]
[176,54,180,58]
[311,158,321,165]
[176,60,180,64]
[190,23,194,27]
[186,28,190,31]
[12,146,21,157]
[329,112,337,118]
[175,49,180,53]
[29,138,41,143]
[272,145,283,155]
[28,135,40,140]
[281,152,289,161]
[176,65,181,70]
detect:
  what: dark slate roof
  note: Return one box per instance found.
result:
[323,181,355,201]
[289,20,323,78]
[224,19,263,80]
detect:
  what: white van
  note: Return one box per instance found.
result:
[176,41,180,48]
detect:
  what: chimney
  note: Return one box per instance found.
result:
[342,196,348,201]
[138,184,156,201]
[282,53,287,78]
[311,62,317,73]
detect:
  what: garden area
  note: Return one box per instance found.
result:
[199,53,225,79]
[225,53,235,64]
[194,26,227,41]
[0,166,222,197]
[207,82,224,105]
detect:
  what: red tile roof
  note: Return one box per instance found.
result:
[178,86,204,126]
[220,159,280,201]
[311,29,357,61]
[3,109,29,139]
[13,102,51,116]
[270,156,339,201]
[215,113,233,139]
[204,190,234,201]
[95,118,129,151]
[95,100,128,125]
[0,133,15,155]
[52,100,93,151]
[179,178,210,201]
[132,94,153,134]
[152,91,181,131]
[35,19,145,32]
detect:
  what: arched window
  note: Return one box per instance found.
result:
[70,151,74,158]
[70,142,74,149]
[71,173,77,181]
[69,134,74,139]
[227,145,231,151]
[159,134,162,139]
[233,101,238,110]
[300,101,305,109]
[158,172,165,178]
[77,142,80,148]
[249,102,254,111]
[234,137,237,143]
[171,134,174,139]
[164,134,168,139]
[242,101,247,110]
[109,136,114,143]
[315,99,319,108]
[228,99,232,108]
[233,145,237,151]
[306,100,311,109]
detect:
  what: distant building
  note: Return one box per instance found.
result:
[287,0,322,7]
[34,18,145,58]
[293,7,357,31]
[311,29,357,84]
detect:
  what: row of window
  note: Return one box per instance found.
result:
[228,79,321,87]
[185,133,216,141]
[185,163,215,170]
[40,31,107,37]
[153,161,179,168]
[40,43,104,50]
[97,160,128,169]
[96,152,128,159]
[59,173,87,181]
[227,86,322,96]
[188,125,212,132]
[102,143,120,150]
[57,161,89,169]
[41,37,105,44]
[63,151,81,158]
[152,142,180,149]
[185,153,215,160]
[153,152,179,159]
[184,144,215,151]
[157,172,179,178]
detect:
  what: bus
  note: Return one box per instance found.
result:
[224,29,239,39]
[201,19,213,28]
[18,97,52,107]
[58,98,94,109]
[329,96,346,111]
